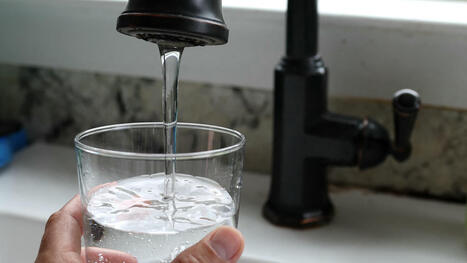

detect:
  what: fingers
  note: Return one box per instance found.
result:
[37,194,244,263]
[82,247,138,263]
[173,226,244,263]
[37,195,83,258]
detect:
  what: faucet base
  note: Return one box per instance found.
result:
[262,202,334,228]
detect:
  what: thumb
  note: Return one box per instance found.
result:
[173,226,244,263]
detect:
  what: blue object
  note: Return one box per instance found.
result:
[0,124,28,168]
[0,138,13,168]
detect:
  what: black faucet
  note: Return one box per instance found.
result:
[116,0,229,47]
[115,0,421,228]
[262,0,421,228]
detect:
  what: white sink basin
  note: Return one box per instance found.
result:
[0,212,271,263]
[0,213,44,263]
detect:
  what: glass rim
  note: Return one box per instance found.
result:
[74,122,245,160]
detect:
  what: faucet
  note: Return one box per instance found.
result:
[262,0,421,227]
[115,0,421,228]
[116,0,229,47]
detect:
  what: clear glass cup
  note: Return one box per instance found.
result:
[75,122,245,263]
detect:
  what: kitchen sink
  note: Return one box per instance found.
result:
[0,213,44,263]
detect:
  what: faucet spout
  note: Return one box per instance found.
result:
[116,0,229,47]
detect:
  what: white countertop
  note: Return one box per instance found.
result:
[1,143,466,263]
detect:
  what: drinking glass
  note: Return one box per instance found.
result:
[75,122,245,263]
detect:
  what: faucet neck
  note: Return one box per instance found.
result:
[286,0,318,58]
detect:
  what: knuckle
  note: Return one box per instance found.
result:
[174,239,224,263]
[173,254,201,263]
[199,239,221,260]
[46,211,63,228]
[39,230,50,246]
[40,211,65,248]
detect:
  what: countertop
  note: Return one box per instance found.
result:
[0,143,466,263]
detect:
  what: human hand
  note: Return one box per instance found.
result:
[35,195,244,263]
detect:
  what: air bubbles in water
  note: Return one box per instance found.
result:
[84,173,235,262]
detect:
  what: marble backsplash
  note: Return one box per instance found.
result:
[1,63,466,202]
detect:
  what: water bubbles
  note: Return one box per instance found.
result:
[212,205,231,214]
[162,195,173,202]
[110,209,130,214]
[105,203,115,208]
[84,173,236,262]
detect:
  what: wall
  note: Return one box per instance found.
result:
[1,63,466,201]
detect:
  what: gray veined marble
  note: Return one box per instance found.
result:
[0,63,466,201]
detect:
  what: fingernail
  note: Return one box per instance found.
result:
[209,227,242,260]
